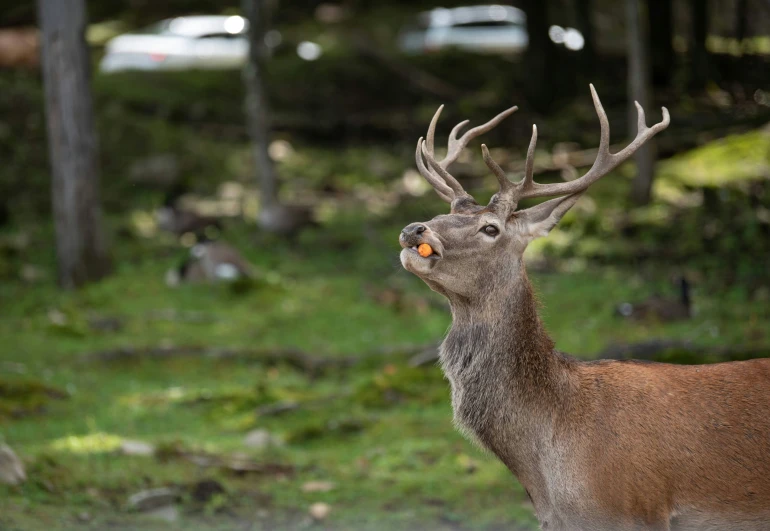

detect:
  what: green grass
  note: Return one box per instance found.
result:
[1,210,768,531]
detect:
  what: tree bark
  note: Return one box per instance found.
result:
[575,0,596,75]
[37,0,110,289]
[242,0,279,210]
[688,0,710,89]
[647,0,674,87]
[523,0,557,112]
[735,0,749,53]
[575,0,596,73]
[627,0,657,205]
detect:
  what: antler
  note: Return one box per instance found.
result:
[415,104,518,209]
[485,84,670,210]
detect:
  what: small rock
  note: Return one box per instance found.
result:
[76,511,91,522]
[127,487,179,512]
[120,440,156,457]
[0,444,26,485]
[309,502,331,521]
[302,480,335,493]
[243,429,281,449]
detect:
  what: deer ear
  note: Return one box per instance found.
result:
[513,192,583,242]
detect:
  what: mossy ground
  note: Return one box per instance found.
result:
[2,41,770,530]
[1,208,768,530]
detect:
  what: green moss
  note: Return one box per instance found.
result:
[354,364,446,408]
[657,130,770,188]
[0,380,68,421]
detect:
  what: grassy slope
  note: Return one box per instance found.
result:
[1,213,768,530]
[2,54,770,529]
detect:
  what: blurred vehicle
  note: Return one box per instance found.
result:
[398,5,584,55]
[99,15,249,73]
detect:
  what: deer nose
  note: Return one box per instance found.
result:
[401,223,427,240]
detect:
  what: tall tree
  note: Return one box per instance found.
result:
[522,0,557,112]
[242,0,313,234]
[689,0,710,89]
[735,0,749,53]
[37,0,110,289]
[242,0,278,216]
[574,0,596,73]
[647,0,674,87]
[627,0,657,205]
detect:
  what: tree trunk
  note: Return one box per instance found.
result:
[627,0,656,205]
[575,0,596,73]
[735,0,749,53]
[242,0,279,211]
[37,0,110,289]
[523,0,557,112]
[647,0,674,87]
[688,0,710,89]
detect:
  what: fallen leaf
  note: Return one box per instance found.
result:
[302,480,335,493]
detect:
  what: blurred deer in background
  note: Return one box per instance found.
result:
[399,85,770,530]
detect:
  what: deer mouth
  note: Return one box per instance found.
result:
[402,240,442,262]
[410,244,440,258]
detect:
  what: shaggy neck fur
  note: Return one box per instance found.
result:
[439,262,578,491]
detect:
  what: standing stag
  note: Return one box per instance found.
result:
[399,85,770,530]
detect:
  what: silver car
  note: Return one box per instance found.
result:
[399,5,528,55]
[399,5,584,55]
[99,15,249,73]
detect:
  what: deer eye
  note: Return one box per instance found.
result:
[482,225,499,237]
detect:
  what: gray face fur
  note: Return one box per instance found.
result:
[400,194,581,303]
[401,210,517,301]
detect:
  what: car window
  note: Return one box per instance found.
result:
[197,32,245,40]
[452,20,521,29]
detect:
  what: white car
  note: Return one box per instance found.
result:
[99,15,249,73]
[399,5,584,55]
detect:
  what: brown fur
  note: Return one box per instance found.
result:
[400,209,770,530]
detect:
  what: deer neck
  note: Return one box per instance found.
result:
[439,263,577,473]
[443,263,558,373]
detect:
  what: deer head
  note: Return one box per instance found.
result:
[400,85,669,303]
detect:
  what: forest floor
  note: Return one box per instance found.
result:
[1,210,768,530]
[2,39,770,528]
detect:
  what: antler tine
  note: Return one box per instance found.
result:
[512,84,670,201]
[425,105,444,156]
[442,106,518,168]
[422,142,468,195]
[415,104,518,206]
[521,124,538,192]
[481,144,512,191]
[613,102,670,163]
[415,137,454,203]
[448,119,470,145]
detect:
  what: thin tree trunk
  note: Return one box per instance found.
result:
[242,0,279,210]
[575,0,596,73]
[37,0,110,289]
[689,0,710,89]
[523,0,557,112]
[735,0,749,54]
[627,0,656,205]
[647,0,674,87]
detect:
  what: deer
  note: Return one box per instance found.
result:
[399,85,770,531]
